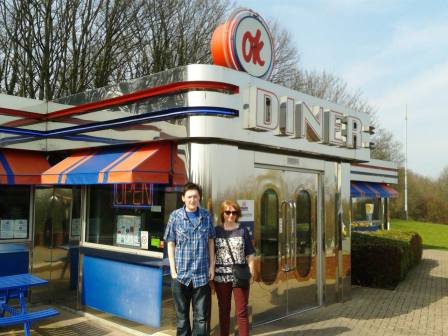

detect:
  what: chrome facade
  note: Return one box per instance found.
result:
[174,142,354,331]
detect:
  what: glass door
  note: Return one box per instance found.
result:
[252,168,320,326]
[284,171,319,314]
[32,187,81,307]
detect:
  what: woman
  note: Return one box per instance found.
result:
[214,200,255,336]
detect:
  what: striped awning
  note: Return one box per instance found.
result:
[42,142,187,185]
[0,149,50,185]
[351,181,398,198]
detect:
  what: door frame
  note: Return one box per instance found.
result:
[253,164,323,323]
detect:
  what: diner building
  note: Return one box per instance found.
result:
[0,8,399,334]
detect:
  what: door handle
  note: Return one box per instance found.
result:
[280,200,297,272]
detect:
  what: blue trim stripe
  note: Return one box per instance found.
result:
[62,145,145,184]
[64,149,124,184]
[351,181,394,198]
[0,152,14,184]
[365,182,391,198]
[101,145,142,183]
[57,151,97,184]
[0,107,238,139]
[0,134,133,146]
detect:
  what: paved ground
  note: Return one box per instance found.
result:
[1,249,447,336]
[253,249,448,336]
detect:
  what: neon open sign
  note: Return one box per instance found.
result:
[113,184,154,209]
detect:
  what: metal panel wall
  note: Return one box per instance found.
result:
[322,161,338,302]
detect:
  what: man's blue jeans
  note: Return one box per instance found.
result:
[171,279,210,336]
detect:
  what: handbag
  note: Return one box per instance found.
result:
[224,235,251,288]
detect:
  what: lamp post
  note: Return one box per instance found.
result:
[404,105,408,220]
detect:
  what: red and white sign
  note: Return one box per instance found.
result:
[211,8,274,80]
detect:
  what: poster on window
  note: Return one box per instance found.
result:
[71,218,81,238]
[237,200,254,222]
[13,219,27,238]
[0,220,14,239]
[116,215,141,247]
[237,200,254,240]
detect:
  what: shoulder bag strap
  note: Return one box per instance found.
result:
[224,235,236,265]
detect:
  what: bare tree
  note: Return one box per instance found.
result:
[0,0,232,100]
[268,20,302,88]
[131,0,231,76]
[370,127,404,164]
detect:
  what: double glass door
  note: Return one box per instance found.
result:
[251,168,320,325]
[31,187,81,307]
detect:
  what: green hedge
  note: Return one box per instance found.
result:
[351,230,422,289]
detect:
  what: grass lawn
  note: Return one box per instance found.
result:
[391,219,448,250]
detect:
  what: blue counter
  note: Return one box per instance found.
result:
[81,247,164,328]
[0,243,29,276]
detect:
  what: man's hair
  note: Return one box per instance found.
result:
[182,182,202,197]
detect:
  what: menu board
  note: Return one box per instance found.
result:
[116,215,141,247]
[71,218,81,238]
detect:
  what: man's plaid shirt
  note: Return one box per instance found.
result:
[164,206,215,287]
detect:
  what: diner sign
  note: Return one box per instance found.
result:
[211,8,274,79]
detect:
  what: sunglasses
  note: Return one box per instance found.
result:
[224,210,238,216]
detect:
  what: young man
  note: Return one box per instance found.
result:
[164,182,215,336]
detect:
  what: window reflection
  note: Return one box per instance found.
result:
[260,189,278,284]
[296,190,312,277]
[87,185,182,253]
[0,186,30,240]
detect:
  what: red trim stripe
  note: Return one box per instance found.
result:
[0,107,44,119]
[47,81,239,120]
[2,80,239,127]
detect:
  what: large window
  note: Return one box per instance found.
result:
[260,189,279,284]
[87,184,182,253]
[296,190,312,277]
[352,197,381,223]
[0,186,30,240]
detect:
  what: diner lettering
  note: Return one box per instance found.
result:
[246,86,365,148]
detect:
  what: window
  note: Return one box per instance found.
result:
[260,189,279,284]
[296,190,312,277]
[87,184,182,253]
[352,197,381,223]
[70,187,82,241]
[0,186,30,240]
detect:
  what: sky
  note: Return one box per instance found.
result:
[237,0,448,179]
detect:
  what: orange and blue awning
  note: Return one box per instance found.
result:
[0,149,50,185]
[42,142,186,185]
[351,181,398,198]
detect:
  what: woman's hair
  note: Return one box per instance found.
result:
[219,199,242,224]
